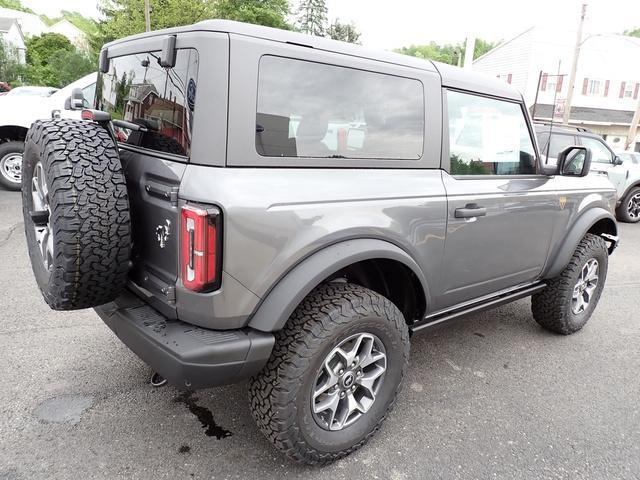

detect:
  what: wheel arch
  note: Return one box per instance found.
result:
[0,125,29,143]
[247,239,429,332]
[543,208,617,279]
[619,181,640,203]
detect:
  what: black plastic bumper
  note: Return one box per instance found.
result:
[95,291,274,389]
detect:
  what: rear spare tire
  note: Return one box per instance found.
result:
[21,119,131,310]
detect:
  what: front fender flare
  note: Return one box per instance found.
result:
[247,239,429,332]
[543,207,616,279]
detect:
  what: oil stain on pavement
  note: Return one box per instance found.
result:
[174,391,232,439]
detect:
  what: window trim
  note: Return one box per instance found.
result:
[441,87,544,178]
[226,34,442,169]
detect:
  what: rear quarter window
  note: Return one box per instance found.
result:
[255,56,424,160]
[96,49,199,157]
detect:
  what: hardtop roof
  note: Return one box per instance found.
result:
[104,19,522,101]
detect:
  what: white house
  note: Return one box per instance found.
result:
[0,17,26,64]
[0,7,48,37]
[48,19,89,52]
[474,26,640,152]
[0,7,89,52]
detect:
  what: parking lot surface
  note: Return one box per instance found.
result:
[0,188,639,480]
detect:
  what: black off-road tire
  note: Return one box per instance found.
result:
[532,234,608,335]
[21,119,131,310]
[616,186,640,223]
[248,282,410,465]
[0,140,24,190]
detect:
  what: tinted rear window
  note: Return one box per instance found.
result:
[256,56,424,160]
[96,49,199,157]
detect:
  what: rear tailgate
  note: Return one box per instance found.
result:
[121,150,185,317]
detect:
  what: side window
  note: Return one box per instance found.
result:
[581,137,614,164]
[96,49,199,156]
[543,133,577,161]
[256,56,424,160]
[82,83,96,109]
[447,91,536,175]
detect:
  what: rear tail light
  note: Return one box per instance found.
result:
[180,204,222,292]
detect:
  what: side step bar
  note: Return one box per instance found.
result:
[410,282,546,334]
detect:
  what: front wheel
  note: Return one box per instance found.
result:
[248,283,410,465]
[532,233,608,335]
[616,187,640,223]
[0,141,24,190]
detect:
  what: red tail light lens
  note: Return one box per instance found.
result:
[180,204,222,292]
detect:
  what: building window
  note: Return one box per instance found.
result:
[587,79,601,96]
[624,82,635,98]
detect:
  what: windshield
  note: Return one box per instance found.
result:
[7,87,57,97]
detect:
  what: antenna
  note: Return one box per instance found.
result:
[546,60,562,166]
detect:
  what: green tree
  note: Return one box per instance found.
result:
[625,27,640,37]
[96,0,292,46]
[297,0,327,36]
[215,0,290,29]
[326,19,360,44]
[97,0,217,43]
[395,38,498,66]
[0,0,34,13]
[25,33,75,66]
[20,34,93,87]
[0,39,24,85]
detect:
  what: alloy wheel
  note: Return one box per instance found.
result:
[571,258,599,315]
[30,162,53,270]
[311,332,387,431]
[627,193,640,219]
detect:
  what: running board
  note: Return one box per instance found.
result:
[410,282,546,334]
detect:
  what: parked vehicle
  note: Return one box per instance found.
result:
[534,122,640,223]
[3,86,58,97]
[0,73,96,190]
[21,21,618,465]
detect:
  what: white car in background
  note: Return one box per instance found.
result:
[3,86,59,98]
[0,73,97,190]
[535,122,640,223]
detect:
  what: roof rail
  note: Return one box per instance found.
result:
[532,121,590,133]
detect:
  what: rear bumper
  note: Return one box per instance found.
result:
[95,290,274,389]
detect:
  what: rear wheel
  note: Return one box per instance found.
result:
[0,141,24,190]
[248,282,409,465]
[21,119,131,310]
[616,187,640,223]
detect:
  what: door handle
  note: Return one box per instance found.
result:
[455,203,487,218]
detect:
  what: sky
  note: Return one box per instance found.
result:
[18,0,640,50]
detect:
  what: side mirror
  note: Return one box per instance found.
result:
[558,146,592,177]
[613,155,624,166]
[65,88,85,111]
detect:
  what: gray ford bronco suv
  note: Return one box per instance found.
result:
[21,21,619,465]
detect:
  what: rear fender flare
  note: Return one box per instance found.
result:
[544,208,616,279]
[247,239,429,332]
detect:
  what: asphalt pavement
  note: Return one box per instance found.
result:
[0,188,639,480]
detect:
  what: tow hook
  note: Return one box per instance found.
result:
[151,372,167,388]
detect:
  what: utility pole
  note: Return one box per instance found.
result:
[144,0,151,32]
[626,95,640,151]
[463,35,476,69]
[562,3,587,125]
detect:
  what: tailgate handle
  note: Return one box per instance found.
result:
[145,181,178,204]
